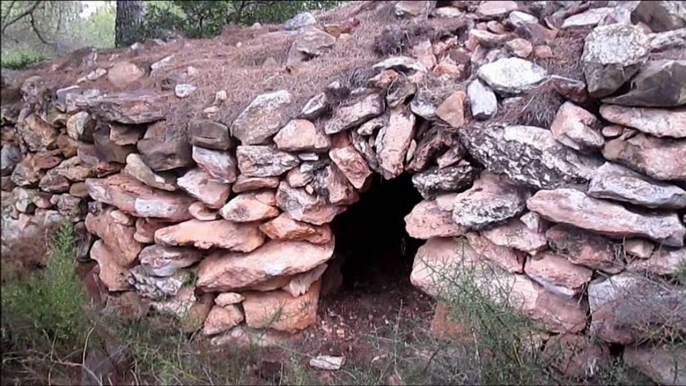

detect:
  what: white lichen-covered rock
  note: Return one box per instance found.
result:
[581,24,650,98]
[411,164,475,199]
[284,12,316,30]
[477,57,547,94]
[459,124,601,189]
[528,188,686,247]
[139,245,203,277]
[128,265,189,300]
[588,162,686,209]
[231,90,293,145]
[275,182,342,225]
[467,79,498,120]
[452,173,529,230]
[236,146,300,177]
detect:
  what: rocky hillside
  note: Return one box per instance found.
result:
[1,1,685,384]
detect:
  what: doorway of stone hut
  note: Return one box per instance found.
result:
[317,173,433,333]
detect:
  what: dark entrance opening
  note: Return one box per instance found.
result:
[331,173,424,294]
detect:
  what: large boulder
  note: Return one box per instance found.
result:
[528,188,686,247]
[242,282,321,333]
[230,90,293,145]
[477,57,547,94]
[599,104,686,138]
[375,106,416,179]
[276,182,342,225]
[411,164,475,199]
[581,24,650,98]
[196,240,334,292]
[405,198,465,239]
[459,124,601,189]
[588,162,686,209]
[587,273,686,344]
[452,173,529,231]
[154,219,265,252]
[603,133,686,181]
[603,60,686,107]
[137,121,193,171]
[85,174,194,221]
[236,146,300,177]
[545,224,624,274]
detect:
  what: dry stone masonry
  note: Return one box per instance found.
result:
[2,1,685,383]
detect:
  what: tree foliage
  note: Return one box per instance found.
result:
[142,0,343,39]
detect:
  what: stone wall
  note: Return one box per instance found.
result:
[1,1,685,383]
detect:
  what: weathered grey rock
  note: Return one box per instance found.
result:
[66,112,96,141]
[108,123,142,146]
[546,224,624,274]
[10,159,42,187]
[373,56,428,74]
[52,193,85,218]
[507,11,538,28]
[197,240,334,292]
[375,106,416,179]
[528,188,686,247]
[300,93,328,119]
[632,0,686,32]
[648,28,686,52]
[459,124,602,189]
[38,174,70,193]
[1,144,21,176]
[411,164,475,199]
[174,84,196,98]
[482,218,548,256]
[137,121,193,171]
[324,93,384,135]
[154,219,265,252]
[394,0,433,17]
[603,133,686,181]
[139,245,203,277]
[85,174,194,221]
[123,153,177,191]
[588,162,686,209]
[82,92,167,124]
[287,27,336,65]
[624,345,686,386]
[477,57,547,94]
[410,88,439,120]
[232,175,280,193]
[467,79,498,120]
[129,265,189,300]
[603,60,686,108]
[309,355,346,371]
[273,119,330,152]
[452,173,529,230]
[177,168,231,209]
[231,90,293,145]
[236,146,300,177]
[329,145,372,189]
[93,126,135,163]
[599,104,686,138]
[192,146,237,183]
[188,119,231,150]
[561,7,614,28]
[276,181,341,225]
[588,273,686,344]
[628,247,686,276]
[550,102,604,153]
[581,24,650,98]
[220,192,279,222]
[310,164,358,206]
[284,12,316,30]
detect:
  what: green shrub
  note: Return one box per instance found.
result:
[1,224,87,349]
[1,50,46,70]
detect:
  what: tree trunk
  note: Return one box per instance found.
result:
[115,0,145,47]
